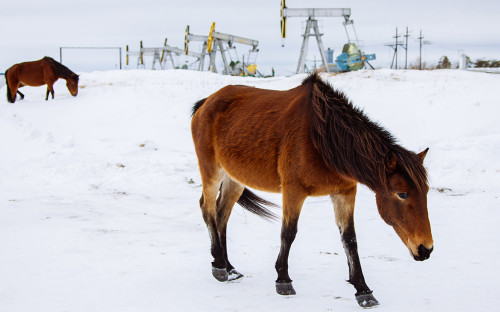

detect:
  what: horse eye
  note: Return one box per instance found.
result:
[397,193,408,200]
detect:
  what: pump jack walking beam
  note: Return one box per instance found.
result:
[281,0,351,73]
[185,25,209,71]
[206,22,259,75]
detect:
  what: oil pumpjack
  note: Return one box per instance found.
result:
[280,0,375,73]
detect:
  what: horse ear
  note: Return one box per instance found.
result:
[385,152,397,173]
[417,148,429,163]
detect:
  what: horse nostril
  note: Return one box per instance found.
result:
[417,244,433,260]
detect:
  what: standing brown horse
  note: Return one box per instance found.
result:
[5,57,79,103]
[191,72,433,308]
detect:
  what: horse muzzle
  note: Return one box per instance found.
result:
[412,244,433,261]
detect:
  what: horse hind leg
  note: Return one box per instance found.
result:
[6,77,19,103]
[215,174,245,281]
[45,83,55,100]
[198,168,229,281]
[331,186,379,308]
[17,91,24,100]
[45,88,54,100]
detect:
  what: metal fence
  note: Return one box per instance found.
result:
[59,47,122,70]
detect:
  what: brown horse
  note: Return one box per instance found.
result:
[5,57,79,103]
[191,72,433,308]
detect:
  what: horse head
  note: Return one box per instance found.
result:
[66,73,79,96]
[375,148,433,261]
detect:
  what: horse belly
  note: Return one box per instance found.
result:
[216,146,282,193]
[17,64,46,87]
[214,128,282,193]
[19,74,46,87]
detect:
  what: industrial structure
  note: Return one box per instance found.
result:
[126,39,203,70]
[201,22,260,75]
[126,23,262,76]
[280,0,375,73]
[184,25,209,71]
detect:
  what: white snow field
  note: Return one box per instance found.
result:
[0,69,499,312]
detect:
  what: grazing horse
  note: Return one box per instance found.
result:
[191,72,433,308]
[5,57,79,103]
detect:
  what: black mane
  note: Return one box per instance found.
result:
[303,72,428,192]
[43,57,78,81]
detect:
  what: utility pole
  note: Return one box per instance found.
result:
[404,27,410,69]
[384,28,404,69]
[394,28,399,69]
[418,30,424,70]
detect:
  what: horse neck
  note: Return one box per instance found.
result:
[305,72,427,193]
[315,111,427,193]
[46,59,74,80]
[56,65,74,80]
[310,91,397,192]
[331,119,393,192]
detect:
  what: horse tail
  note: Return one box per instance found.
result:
[237,188,279,221]
[191,97,207,117]
[5,69,14,103]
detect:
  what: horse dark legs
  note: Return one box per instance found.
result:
[45,83,54,101]
[198,170,225,275]
[45,88,54,100]
[331,187,379,308]
[275,188,306,295]
[215,175,245,280]
[200,172,243,282]
[17,91,24,100]
[6,79,19,103]
[8,87,18,103]
[275,219,299,295]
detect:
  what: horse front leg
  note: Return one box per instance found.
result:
[46,83,54,100]
[331,186,379,308]
[275,186,306,295]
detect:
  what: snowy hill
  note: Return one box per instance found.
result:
[0,69,499,312]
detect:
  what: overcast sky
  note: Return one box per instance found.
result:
[1,0,499,75]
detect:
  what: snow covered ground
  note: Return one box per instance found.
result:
[0,69,499,312]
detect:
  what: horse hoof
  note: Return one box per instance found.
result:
[212,266,228,282]
[355,293,379,308]
[228,269,244,281]
[276,282,296,295]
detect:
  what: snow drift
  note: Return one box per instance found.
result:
[0,69,499,312]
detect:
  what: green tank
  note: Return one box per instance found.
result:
[335,43,376,72]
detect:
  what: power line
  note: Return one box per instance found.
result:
[417,31,424,70]
[416,31,432,70]
[384,28,405,69]
[403,27,410,69]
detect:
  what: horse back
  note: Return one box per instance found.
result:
[192,84,353,195]
[6,58,53,87]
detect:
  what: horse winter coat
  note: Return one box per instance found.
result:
[5,57,79,103]
[191,72,433,308]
